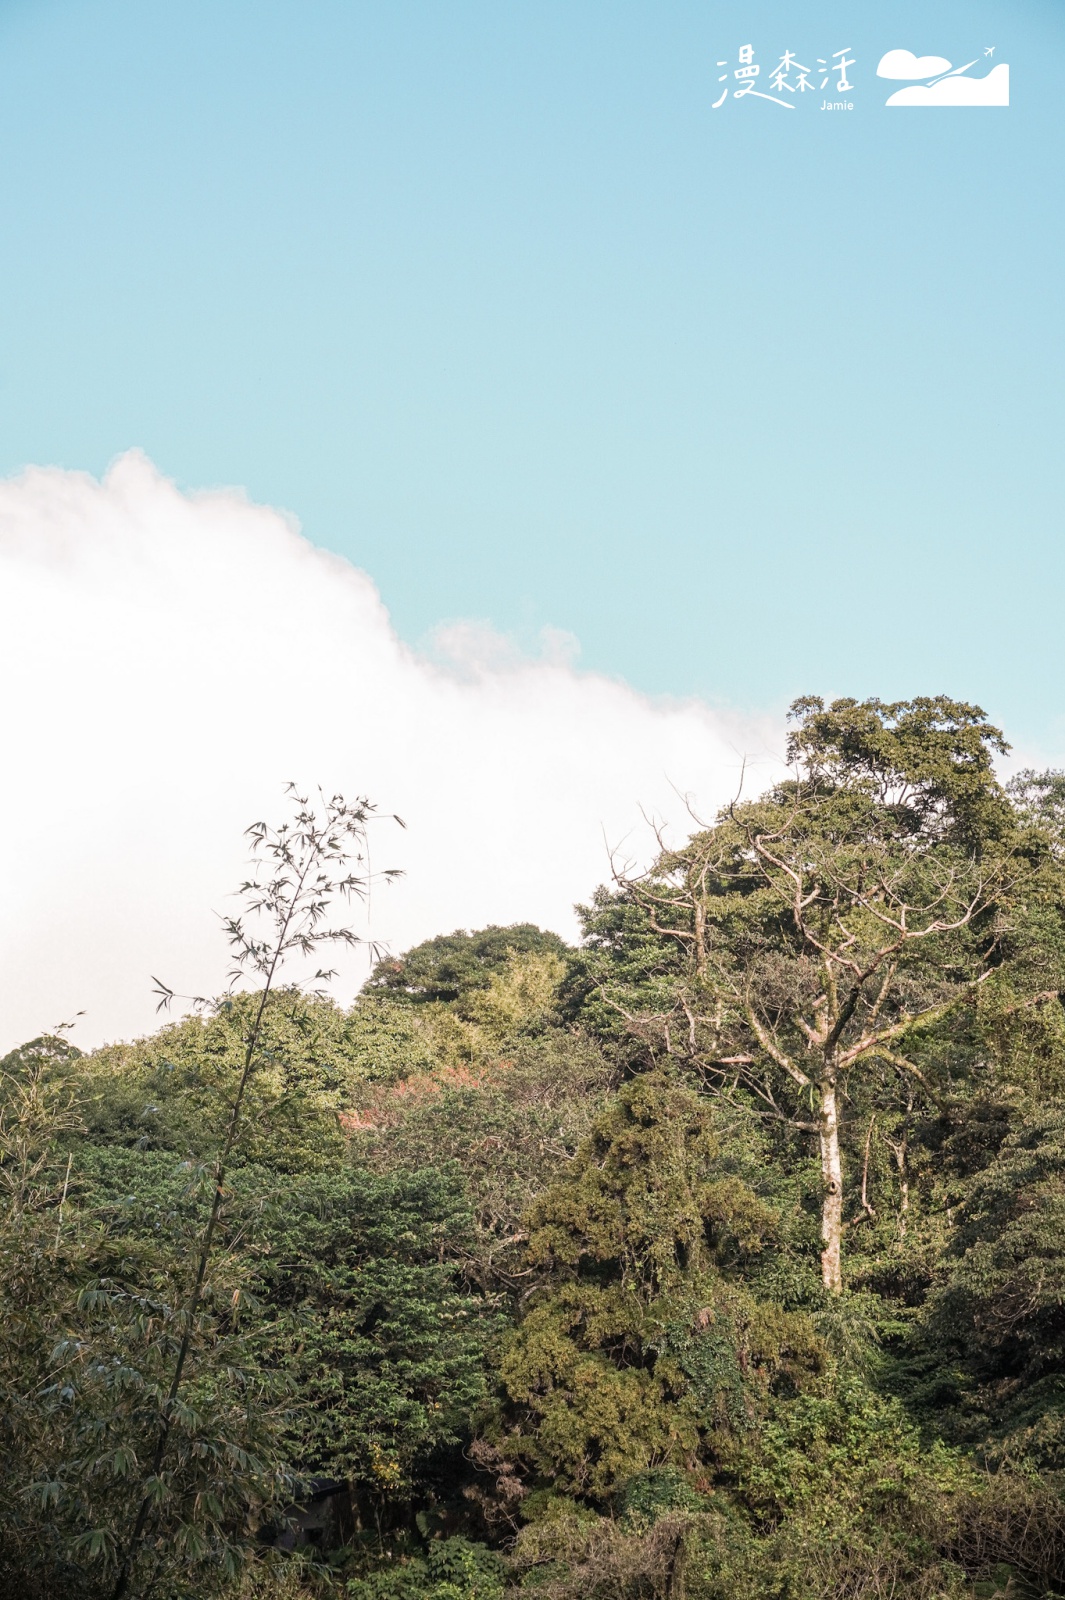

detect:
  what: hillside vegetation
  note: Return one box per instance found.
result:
[6,698,1065,1599]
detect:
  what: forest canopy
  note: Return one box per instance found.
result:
[6,699,1065,1600]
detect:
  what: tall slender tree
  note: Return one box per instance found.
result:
[111,787,401,1599]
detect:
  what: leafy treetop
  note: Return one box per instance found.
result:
[368,925,569,1006]
[784,695,1011,846]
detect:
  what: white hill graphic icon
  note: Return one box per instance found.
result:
[876,50,1009,106]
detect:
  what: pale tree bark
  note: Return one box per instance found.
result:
[818,1070,843,1293]
[860,1114,877,1222]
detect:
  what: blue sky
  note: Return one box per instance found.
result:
[1,0,1061,748]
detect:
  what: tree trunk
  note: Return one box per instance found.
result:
[665,1524,687,1600]
[890,1133,910,1239]
[819,1073,843,1293]
[893,1094,913,1240]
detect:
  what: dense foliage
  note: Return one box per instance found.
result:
[6,699,1065,1599]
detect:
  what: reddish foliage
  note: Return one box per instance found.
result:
[338,1058,514,1135]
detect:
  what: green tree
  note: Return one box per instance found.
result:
[354,1028,615,1293]
[79,991,372,1169]
[0,1051,286,1600]
[579,697,1055,1293]
[253,1165,492,1518]
[367,926,568,1008]
[920,1104,1065,1470]
[487,1073,822,1503]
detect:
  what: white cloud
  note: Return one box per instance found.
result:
[876,49,953,80]
[0,453,780,1051]
[886,64,1009,106]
